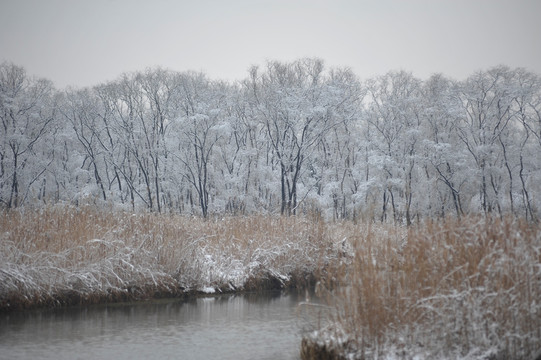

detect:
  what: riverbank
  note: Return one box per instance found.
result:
[301,217,541,360]
[0,206,348,312]
[4,208,540,359]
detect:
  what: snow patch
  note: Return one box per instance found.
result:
[199,286,216,294]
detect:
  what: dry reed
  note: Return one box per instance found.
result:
[0,206,343,311]
[303,217,541,360]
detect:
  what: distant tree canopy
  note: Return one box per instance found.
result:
[1,59,540,222]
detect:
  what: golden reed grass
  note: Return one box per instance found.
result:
[0,206,342,311]
[303,217,541,359]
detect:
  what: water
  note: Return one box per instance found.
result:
[0,290,326,360]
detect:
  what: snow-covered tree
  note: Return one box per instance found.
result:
[0,62,56,208]
[2,61,540,221]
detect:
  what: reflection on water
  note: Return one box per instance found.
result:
[0,290,326,360]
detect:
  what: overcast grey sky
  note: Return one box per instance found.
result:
[1,0,540,88]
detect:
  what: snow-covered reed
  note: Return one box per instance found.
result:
[302,217,541,360]
[0,206,342,311]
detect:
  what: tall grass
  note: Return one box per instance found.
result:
[0,206,343,311]
[303,217,541,360]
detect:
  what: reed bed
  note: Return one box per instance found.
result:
[302,217,541,360]
[0,206,344,311]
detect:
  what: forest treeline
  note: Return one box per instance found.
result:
[1,59,540,222]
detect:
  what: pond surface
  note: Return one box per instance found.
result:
[0,290,327,360]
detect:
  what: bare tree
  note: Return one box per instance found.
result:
[0,62,55,208]
[364,71,423,224]
[61,89,108,201]
[170,72,224,217]
[247,59,354,215]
